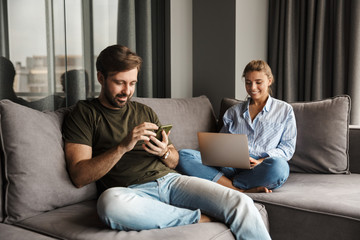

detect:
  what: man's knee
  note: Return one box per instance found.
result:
[97,187,136,230]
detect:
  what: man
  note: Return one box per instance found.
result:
[63,45,271,240]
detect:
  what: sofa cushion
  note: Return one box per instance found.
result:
[0,100,97,223]
[246,173,360,240]
[16,200,268,240]
[0,223,57,240]
[218,96,351,174]
[16,200,235,240]
[289,96,350,173]
[247,173,360,221]
[132,96,217,150]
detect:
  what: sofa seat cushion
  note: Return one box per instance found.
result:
[16,200,233,240]
[0,223,57,240]
[0,100,97,223]
[15,200,268,240]
[247,173,360,220]
[247,173,360,240]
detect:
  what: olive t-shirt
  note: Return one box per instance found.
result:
[63,98,176,190]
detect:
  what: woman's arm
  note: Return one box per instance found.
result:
[265,108,297,160]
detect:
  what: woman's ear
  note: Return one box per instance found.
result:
[268,77,273,87]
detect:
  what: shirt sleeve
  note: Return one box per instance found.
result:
[265,106,297,160]
[62,102,94,146]
[220,106,235,133]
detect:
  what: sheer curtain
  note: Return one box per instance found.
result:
[268,0,360,124]
[117,0,166,98]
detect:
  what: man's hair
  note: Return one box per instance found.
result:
[242,60,274,95]
[96,45,142,79]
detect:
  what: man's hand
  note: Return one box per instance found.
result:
[143,130,179,169]
[143,129,170,157]
[119,122,158,152]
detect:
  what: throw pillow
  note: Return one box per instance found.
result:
[0,100,97,223]
[290,95,350,173]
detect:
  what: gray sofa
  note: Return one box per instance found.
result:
[0,95,359,240]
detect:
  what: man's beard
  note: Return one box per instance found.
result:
[105,91,131,108]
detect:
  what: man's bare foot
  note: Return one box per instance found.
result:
[199,214,214,223]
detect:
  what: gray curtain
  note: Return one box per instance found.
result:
[0,0,9,57]
[117,0,163,98]
[268,0,360,124]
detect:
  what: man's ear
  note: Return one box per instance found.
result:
[97,72,105,85]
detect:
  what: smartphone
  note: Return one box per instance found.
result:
[152,124,173,143]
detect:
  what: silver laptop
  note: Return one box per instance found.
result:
[197,132,251,169]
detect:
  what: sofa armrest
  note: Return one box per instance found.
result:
[349,125,360,173]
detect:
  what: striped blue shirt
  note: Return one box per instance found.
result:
[220,96,297,160]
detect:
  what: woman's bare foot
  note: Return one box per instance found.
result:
[242,186,272,193]
[217,176,272,193]
[199,214,214,223]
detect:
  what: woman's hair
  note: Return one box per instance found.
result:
[96,45,142,79]
[242,60,274,95]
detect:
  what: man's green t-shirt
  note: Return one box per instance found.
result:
[63,98,176,191]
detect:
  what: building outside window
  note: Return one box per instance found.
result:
[3,0,118,110]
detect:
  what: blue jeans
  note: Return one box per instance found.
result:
[97,173,270,240]
[177,149,289,190]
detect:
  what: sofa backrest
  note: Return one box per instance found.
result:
[0,100,97,224]
[0,148,3,222]
[132,96,218,150]
[349,125,360,174]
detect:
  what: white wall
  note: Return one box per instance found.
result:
[235,0,268,100]
[170,0,193,98]
[170,0,268,100]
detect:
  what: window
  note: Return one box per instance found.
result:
[92,0,118,94]
[0,0,167,110]
[1,0,118,110]
[8,0,48,100]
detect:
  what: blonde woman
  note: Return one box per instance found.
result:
[177,60,297,193]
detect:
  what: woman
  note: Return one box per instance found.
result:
[177,60,297,193]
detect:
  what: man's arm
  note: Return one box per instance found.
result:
[65,122,158,188]
[65,143,127,188]
[159,144,179,169]
[143,130,179,169]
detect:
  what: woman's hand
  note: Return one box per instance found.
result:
[249,157,265,168]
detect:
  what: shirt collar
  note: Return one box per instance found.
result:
[243,98,251,116]
[245,95,273,113]
[263,95,273,112]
